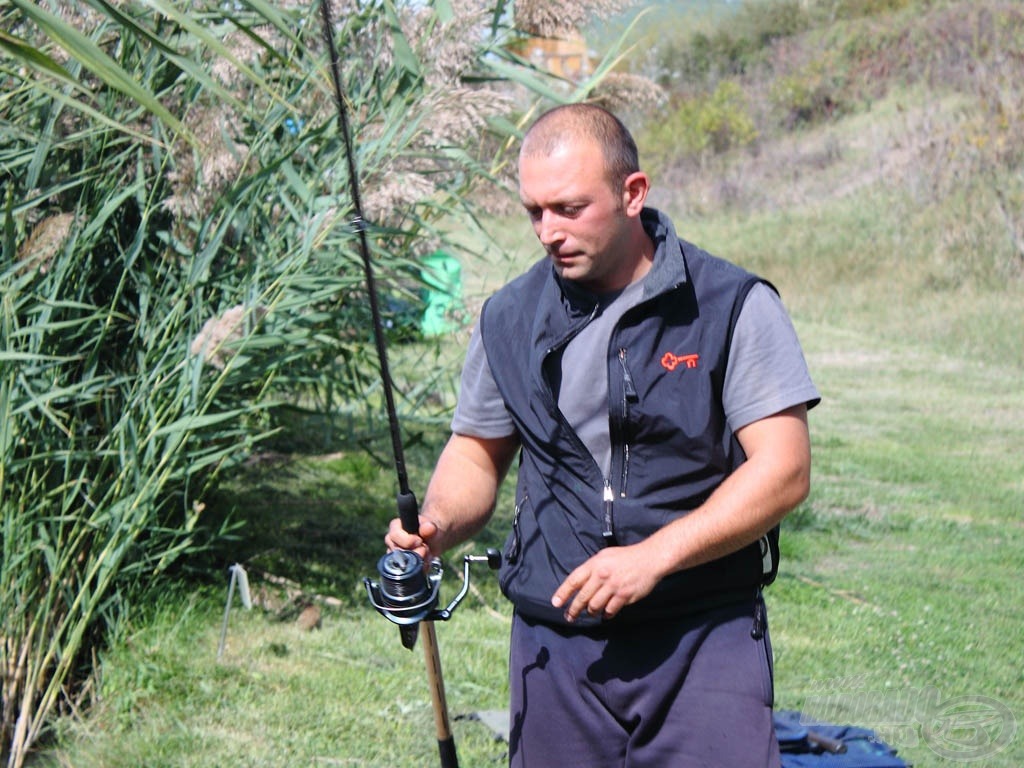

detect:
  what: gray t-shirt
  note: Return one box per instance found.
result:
[451,281,819,475]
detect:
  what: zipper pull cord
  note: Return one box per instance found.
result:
[751,591,766,640]
[602,480,618,546]
[618,348,638,401]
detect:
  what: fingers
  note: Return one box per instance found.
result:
[551,547,656,623]
[384,515,439,561]
[551,563,616,623]
[551,568,581,620]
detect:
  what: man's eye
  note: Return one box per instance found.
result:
[560,205,583,217]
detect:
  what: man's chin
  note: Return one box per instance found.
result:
[551,258,585,280]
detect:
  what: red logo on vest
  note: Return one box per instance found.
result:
[661,352,699,371]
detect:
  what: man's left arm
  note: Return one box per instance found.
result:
[552,403,811,623]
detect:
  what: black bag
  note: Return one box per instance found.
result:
[775,710,911,767]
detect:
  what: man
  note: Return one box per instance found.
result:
[386,104,820,767]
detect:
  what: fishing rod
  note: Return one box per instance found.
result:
[316,3,496,766]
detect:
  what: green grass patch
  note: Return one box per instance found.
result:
[41,301,1024,768]
[771,322,1023,766]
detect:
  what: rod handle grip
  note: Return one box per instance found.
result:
[398,489,420,535]
[438,736,459,768]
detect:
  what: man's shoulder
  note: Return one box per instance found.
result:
[679,238,761,284]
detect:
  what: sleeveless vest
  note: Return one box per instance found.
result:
[480,209,778,626]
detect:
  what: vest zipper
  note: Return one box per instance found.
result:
[545,303,615,549]
[602,349,639,547]
[543,302,600,359]
[617,348,638,499]
[618,347,638,401]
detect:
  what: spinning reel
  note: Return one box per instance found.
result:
[364,547,502,649]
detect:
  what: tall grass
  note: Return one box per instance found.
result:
[0,202,271,763]
[0,0,636,763]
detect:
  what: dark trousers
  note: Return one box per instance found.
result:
[508,598,781,768]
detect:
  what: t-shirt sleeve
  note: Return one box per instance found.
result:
[723,282,821,432]
[449,324,517,438]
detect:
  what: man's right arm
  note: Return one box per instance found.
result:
[385,432,519,560]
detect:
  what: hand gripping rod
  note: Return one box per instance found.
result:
[317,3,458,766]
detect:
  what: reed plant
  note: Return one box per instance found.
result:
[0,1,641,763]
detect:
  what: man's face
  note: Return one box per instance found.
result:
[518,139,636,294]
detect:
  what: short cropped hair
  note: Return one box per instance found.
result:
[521,104,640,192]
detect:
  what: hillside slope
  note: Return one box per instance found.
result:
[625,0,1023,368]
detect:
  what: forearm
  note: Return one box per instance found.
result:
[418,432,519,555]
[550,405,810,623]
[643,405,811,581]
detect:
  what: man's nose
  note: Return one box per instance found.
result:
[536,211,561,245]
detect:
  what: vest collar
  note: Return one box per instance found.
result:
[550,207,688,316]
[639,207,689,300]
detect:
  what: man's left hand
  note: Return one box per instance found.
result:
[551,543,661,623]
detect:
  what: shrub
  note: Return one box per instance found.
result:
[769,57,845,127]
[829,0,917,18]
[643,80,758,164]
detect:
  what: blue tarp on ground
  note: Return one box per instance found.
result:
[776,710,911,767]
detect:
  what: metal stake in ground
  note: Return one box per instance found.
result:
[316,2,458,766]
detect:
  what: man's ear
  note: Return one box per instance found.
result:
[622,171,650,216]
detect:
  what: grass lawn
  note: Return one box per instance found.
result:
[771,322,1024,766]
[41,311,1023,767]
